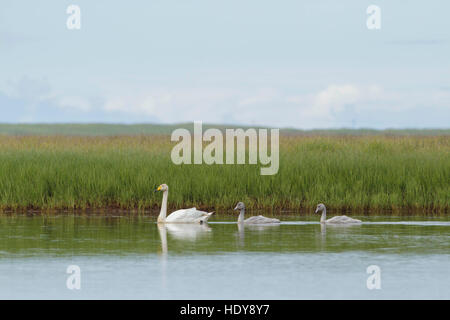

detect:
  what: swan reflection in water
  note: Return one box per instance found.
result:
[156,223,212,293]
[320,222,362,235]
[157,223,212,254]
[318,222,362,250]
[236,222,280,246]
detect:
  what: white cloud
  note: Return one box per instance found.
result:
[3,76,51,101]
[57,96,91,112]
[96,83,450,128]
[102,88,239,123]
[315,84,361,109]
[280,84,384,127]
[2,76,448,128]
[1,77,93,113]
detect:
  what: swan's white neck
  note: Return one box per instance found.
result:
[320,207,327,223]
[238,209,245,223]
[157,224,168,254]
[158,190,168,223]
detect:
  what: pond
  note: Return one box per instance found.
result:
[0,214,449,299]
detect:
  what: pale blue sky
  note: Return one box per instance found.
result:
[1,0,449,128]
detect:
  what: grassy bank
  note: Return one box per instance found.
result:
[1,123,449,136]
[0,135,448,213]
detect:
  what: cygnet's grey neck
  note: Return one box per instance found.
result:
[320,207,327,223]
[238,209,245,223]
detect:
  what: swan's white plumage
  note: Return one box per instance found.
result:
[155,184,214,224]
[165,207,214,223]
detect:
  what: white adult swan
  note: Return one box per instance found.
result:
[155,184,214,224]
[234,202,280,224]
[315,203,362,224]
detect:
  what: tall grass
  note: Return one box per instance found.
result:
[0,135,448,213]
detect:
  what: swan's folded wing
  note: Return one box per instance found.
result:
[327,215,361,224]
[165,207,211,223]
[245,215,280,224]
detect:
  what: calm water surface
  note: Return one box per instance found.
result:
[0,214,449,299]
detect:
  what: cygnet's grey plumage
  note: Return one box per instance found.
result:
[234,202,280,224]
[315,203,362,224]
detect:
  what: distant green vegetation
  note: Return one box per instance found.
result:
[0,134,448,213]
[0,123,449,136]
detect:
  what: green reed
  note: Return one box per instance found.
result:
[0,135,448,213]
